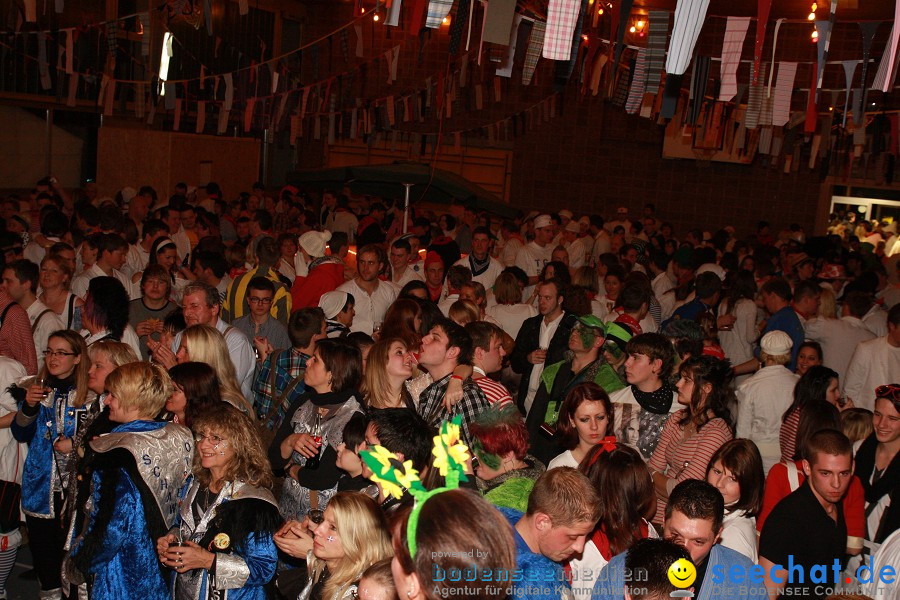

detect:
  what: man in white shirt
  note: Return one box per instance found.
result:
[843,304,900,411]
[23,209,67,266]
[804,291,876,383]
[152,282,256,401]
[0,260,65,371]
[71,233,135,300]
[159,205,191,263]
[590,215,612,266]
[515,214,555,300]
[389,237,424,288]
[337,244,397,335]
[123,218,168,278]
[499,221,525,268]
[438,265,472,317]
[455,227,503,290]
[509,279,570,414]
[562,221,587,269]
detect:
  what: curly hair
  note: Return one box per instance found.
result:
[675,356,735,431]
[191,402,273,490]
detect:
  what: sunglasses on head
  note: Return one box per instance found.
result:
[876,384,900,411]
[876,384,900,399]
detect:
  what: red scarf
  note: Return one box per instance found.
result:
[590,520,651,561]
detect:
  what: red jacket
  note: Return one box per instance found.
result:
[292,260,345,309]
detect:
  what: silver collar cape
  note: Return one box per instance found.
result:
[90,422,194,529]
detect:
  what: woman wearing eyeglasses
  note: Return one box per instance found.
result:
[10,330,91,599]
[852,384,900,568]
[66,362,193,600]
[158,402,280,600]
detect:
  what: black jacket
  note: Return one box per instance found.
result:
[509,311,575,414]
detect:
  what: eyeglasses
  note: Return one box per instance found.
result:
[43,350,77,357]
[876,384,900,402]
[247,297,273,305]
[195,433,228,445]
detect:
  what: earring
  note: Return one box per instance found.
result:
[407,591,412,599]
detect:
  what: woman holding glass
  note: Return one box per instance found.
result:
[268,338,364,521]
[10,330,91,599]
[158,402,280,600]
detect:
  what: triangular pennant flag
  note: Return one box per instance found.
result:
[842,61,857,127]
[752,0,772,85]
[857,22,880,124]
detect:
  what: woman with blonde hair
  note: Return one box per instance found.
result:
[486,271,536,340]
[158,402,279,600]
[277,491,393,600]
[68,361,193,600]
[364,337,415,410]
[176,324,255,417]
[448,299,480,327]
[38,254,83,331]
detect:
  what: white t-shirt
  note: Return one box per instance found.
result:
[337,278,398,336]
[486,303,537,341]
[515,241,552,300]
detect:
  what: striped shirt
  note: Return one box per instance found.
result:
[222,266,292,326]
[648,410,733,524]
[473,372,514,408]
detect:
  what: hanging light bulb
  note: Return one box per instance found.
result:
[598,7,603,14]
[811,29,818,40]
[629,25,636,33]
[373,13,380,21]
[360,6,366,13]
[811,3,817,10]
[442,16,449,24]
[636,19,645,28]
[807,11,815,20]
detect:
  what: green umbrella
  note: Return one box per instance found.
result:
[288,161,518,231]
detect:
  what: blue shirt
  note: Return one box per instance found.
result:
[498,507,570,600]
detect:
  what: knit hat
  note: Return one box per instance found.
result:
[319,291,349,319]
[760,330,793,356]
[299,230,332,258]
[534,214,552,229]
[120,187,137,204]
[696,263,726,281]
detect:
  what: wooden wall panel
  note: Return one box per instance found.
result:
[97,126,260,200]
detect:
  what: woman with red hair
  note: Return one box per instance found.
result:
[469,405,545,512]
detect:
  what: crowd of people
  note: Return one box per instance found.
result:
[0,178,896,600]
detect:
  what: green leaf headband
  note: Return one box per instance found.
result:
[359,415,470,556]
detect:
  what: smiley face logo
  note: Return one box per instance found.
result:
[667,558,696,588]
